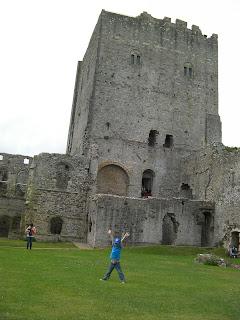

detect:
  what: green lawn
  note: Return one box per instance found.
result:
[0,240,239,320]
[0,239,77,248]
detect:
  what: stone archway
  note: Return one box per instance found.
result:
[142,169,154,197]
[0,216,10,237]
[50,217,63,234]
[201,212,214,247]
[162,213,179,245]
[97,164,129,196]
[230,230,240,249]
[12,216,21,231]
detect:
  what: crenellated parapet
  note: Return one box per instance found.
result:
[100,10,218,50]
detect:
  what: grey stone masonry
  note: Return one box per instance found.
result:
[181,143,240,249]
[24,153,91,242]
[87,194,215,248]
[0,153,32,238]
[67,10,221,200]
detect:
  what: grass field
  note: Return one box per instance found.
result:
[0,240,239,320]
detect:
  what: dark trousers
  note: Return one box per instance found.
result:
[27,236,33,249]
[104,261,125,281]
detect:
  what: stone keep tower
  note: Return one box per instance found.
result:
[67,10,221,199]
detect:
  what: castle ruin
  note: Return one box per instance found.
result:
[0,10,239,250]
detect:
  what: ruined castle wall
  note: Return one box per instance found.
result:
[0,198,25,239]
[0,153,32,238]
[87,194,214,247]
[25,153,90,242]
[181,143,240,247]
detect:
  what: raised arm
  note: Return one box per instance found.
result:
[121,232,130,246]
[108,230,114,245]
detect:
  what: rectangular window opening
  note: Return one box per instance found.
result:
[148,130,158,147]
[137,56,140,65]
[163,135,173,148]
[24,158,29,165]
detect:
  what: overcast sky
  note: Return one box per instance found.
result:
[0,0,239,157]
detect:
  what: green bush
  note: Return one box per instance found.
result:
[203,255,220,266]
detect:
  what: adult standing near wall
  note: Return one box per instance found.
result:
[26,223,36,249]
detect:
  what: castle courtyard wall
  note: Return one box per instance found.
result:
[0,197,25,239]
[181,142,240,248]
[24,153,91,242]
[0,153,32,238]
[87,194,215,248]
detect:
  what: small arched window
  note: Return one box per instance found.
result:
[130,49,142,65]
[183,62,193,78]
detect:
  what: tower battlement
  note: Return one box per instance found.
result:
[100,10,218,50]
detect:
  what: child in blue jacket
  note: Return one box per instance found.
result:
[100,229,130,283]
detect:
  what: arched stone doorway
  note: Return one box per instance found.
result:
[12,216,21,231]
[162,213,179,245]
[0,216,10,237]
[50,217,63,234]
[142,169,154,197]
[201,212,214,247]
[230,230,240,249]
[97,164,129,196]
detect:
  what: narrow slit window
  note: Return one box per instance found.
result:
[148,130,158,147]
[189,68,192,78]
[163,135,173,148]
[137,56,141,65]
[131,54,134,64]
[184,63,193,78]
